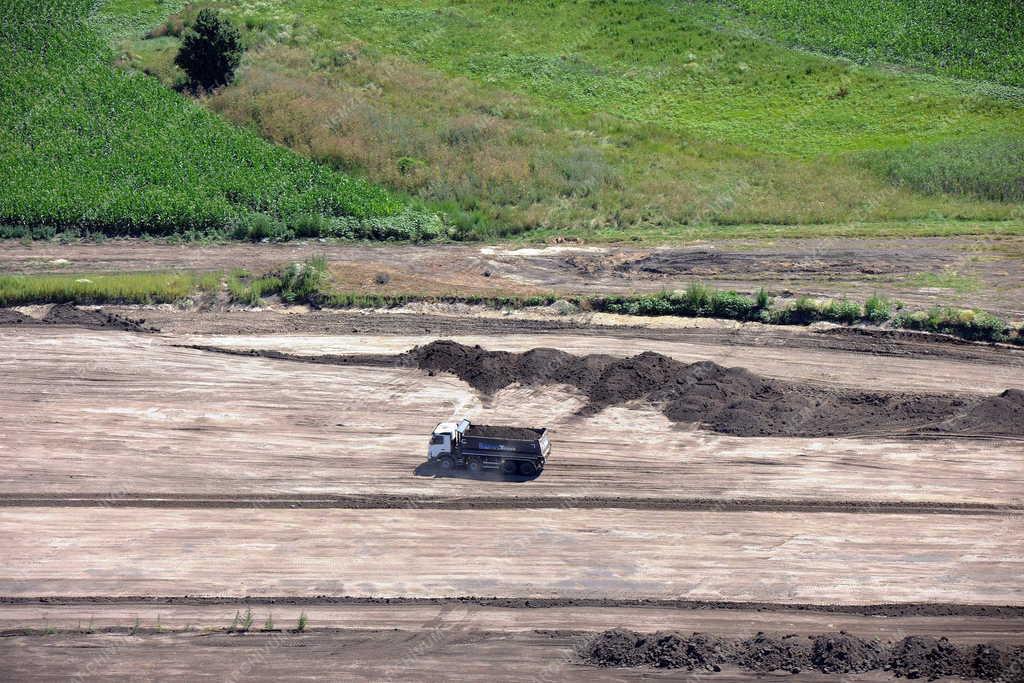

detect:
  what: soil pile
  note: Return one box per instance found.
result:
[643,632,732,671]
[811,632,885,673]
[586,630,731,670]
[41,304,152,331]
[737,632,811,674]
[409,340,1024,437]
[887,636,969,680]
[0,309,36,324]
[465,424,542,440]
[585,630,1011,677]
[584,628,647,667]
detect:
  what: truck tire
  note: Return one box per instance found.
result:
[518,461,537,476]
[467,457,483,475]
[437,456,455,473]
[500,460,518,475]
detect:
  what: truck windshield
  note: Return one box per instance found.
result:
[430,434,445,445]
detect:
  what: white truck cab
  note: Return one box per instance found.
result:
[427,419,469,461]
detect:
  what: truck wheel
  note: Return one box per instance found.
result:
[518,461,537,476]
[437,456,455,473]
[467,458,483,475]
[500,460,518,475]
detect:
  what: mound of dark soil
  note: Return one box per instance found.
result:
[738,632,811,674]
[585,628,647,667]
[643,632,732,670]
[936,389,1024,435]
[887,636,969,680]
[0,309,36,325]
[409,340,1024,438]
[1003,648,1024,683]
[465,424,542,440]
[970,644,1007,681]
[810,632,885,673]
[41,304,152,331]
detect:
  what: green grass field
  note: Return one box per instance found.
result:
[724,0,1024,87]
[4,0,1023,242]
[0,0,419,239]
[112,0,1023,240]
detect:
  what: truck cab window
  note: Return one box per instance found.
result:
[430,434,445,445]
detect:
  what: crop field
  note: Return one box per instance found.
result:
[0,0,409,238]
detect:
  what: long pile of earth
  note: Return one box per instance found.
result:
[41,304,152,331]
[584,630,1018,679]
[0,305,154,331]
[409,341,1024,437]
[0,309,35,324]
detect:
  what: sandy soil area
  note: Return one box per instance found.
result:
[2,329,1023,505]
[2,507,1021,603]
[2,311,1023,679]
[3,236,1023,316]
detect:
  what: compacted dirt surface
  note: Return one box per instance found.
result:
[3,235,1024,317]
[1,299,1023,680]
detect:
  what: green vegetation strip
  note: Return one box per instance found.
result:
[0,272,219,306]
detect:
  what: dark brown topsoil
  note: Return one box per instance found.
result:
[464,424,544,440]
[409,341,1024,438]
[0,309,35,324]
[736,632,811,673]
[811,632,886,673]
[586,630,1022,680]
[0,305,154,331]
[40,304,153,331]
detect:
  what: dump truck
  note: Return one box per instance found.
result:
[428,419,550,476]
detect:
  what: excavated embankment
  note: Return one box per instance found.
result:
[410,340,1024,438]
[584,630,1024,680]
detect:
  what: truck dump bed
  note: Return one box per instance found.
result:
[464,424,544,440]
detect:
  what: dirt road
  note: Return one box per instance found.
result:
[4,235,1024,316]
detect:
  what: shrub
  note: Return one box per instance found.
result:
[244,214,286,242]
[894,307,1008,342]
[863,294,892,323]
[772,296,821,325]
[291,214,326,238]
[821,298,861,324]
[278,256,326,303]
[174,9,243,90]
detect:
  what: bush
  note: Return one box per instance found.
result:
[821,298,861,324]
[174,9,243,90]
[244,214,286,242]
[278,256,327,303]
[894,307,1008,342]
[863,294,892,323]
[291,214,326,238]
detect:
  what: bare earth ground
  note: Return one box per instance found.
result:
[3,236,1024,317]
[2,300,1024,677]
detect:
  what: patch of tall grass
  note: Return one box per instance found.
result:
[0,271,218,306]
[862,135,1024,202]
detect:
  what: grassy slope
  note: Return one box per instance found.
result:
[0,0,405,236]
[125,0,1023,241]
[724,0,1024,87]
